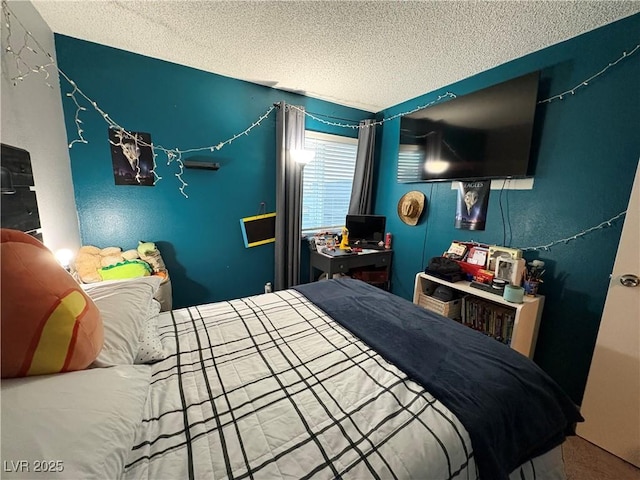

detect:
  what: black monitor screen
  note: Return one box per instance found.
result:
[346,215,386,245]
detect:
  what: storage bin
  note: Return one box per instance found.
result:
[417,293,462,319]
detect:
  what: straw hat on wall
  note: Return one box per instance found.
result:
[397,191,426,226]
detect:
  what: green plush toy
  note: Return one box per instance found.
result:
[98,259,151,281]
[137,241,166,273]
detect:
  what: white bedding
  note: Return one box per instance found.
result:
[1,365,151,479]
[122,289,566,480]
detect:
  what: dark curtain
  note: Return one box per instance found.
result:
[348,119,376,214]
[274,102,305,290]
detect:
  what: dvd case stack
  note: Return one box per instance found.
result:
[462,296,515,345]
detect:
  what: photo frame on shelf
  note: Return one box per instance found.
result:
[466,246,489,266]
[495,257,526,286]
[488,245,522,270]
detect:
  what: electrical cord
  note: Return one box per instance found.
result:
[499,179,507,246]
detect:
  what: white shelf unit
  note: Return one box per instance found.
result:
[413,272,544,359]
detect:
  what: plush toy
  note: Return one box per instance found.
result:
[99,259,151,281]
[122,249,139,261]
[74,245,104,283]
[75,242,165,283]
[137,241,166,273]
[75,245,144,283]
[100,246,125,268]
[1,229,103,378]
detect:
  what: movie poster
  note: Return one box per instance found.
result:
[455,180,490,230]
[109,129,155,186]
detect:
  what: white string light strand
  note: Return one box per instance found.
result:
[538,44,639,104]
[177,106,276,154]
[3,0,638,202]
[60,66,274,191]
[57,67,275,160]
[66,84,89,148]
[2,3,55,87]
[289,92,457,129]
[151,149,162,184]
[517,210,627,252]
[1,1,275,197]
[166,149,189,199]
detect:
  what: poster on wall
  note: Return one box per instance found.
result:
[455,180,490,230]
[109,129,155,186]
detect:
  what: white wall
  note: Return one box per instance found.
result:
[1,0,80,252]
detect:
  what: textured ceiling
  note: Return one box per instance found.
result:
[31,0,640,112]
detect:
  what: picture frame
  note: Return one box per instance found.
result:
[495,257,526,286]
[487,245,522,271]
[466,246,489,267]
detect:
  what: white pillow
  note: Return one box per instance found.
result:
[85,276,162,366]
[134,299,166,364]
[0,365,150,480]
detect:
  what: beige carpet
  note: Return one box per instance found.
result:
[563,435,640,480]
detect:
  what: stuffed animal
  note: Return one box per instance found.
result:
[74,242,166,283]
[137,241,166,273]
[100,246,124,268]
[1,229,103,377]
[75,245,142,283]
[122,249,139,261]
[74,246,104,283]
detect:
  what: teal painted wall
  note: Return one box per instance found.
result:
[54,35,371,308]
[375,14,639,403]
[56,15,638,404]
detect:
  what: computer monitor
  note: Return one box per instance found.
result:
[346,215,386,247]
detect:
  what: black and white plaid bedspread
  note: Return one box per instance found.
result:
[123,289,478,480]
[123,289,562,480]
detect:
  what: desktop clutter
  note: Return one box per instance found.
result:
[425,241,545,304]
[308,227,392,257]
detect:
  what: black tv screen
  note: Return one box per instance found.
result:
[346,215,386,246]
[397,71,540,183]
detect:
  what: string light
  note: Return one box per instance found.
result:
[150,150,162,184]
[66,84,88,148]
[538,44,639,104]
[2,0,636,198]
[2,3,55,87]
[1,1,274,197]
[289,92,457,129]
[166,149,189,198]
[517,211,627,252]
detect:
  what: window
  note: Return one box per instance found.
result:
[302,131,358,232]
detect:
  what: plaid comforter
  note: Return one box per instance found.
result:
[123,288,562,480]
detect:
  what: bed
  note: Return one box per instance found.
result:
[1,275,581,480]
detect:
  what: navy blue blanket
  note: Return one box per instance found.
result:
[294,278,583,480]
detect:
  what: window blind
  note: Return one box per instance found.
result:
[302,131,358,232]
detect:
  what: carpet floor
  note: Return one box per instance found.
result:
[563,435,640,480]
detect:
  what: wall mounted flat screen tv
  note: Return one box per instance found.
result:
[397,71,540,183]
[346,214,386,247]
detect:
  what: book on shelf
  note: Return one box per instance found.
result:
[462,296,515,345]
